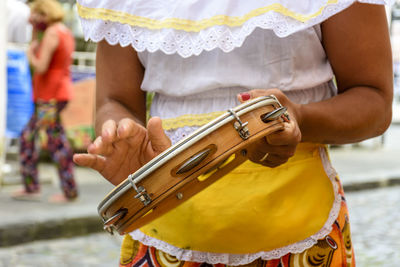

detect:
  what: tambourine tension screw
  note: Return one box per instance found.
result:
[228,109,250,140]
[128,174,152,206]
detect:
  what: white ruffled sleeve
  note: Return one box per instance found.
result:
[77,0,392,57]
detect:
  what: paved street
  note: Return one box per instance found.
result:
[347,186,400,266]
[0,233,122,266]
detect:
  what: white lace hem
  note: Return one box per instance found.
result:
[79,0,389,58]
[129,147,341,265]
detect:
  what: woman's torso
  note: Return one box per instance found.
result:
[33,23,75,102]
[128,25,341,261]
[138,26,336,127]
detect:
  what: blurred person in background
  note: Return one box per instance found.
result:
[12,0,78,203]
[7,0,32,44]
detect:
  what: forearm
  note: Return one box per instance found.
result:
[28,27,59,74]
[95,95,146,136]
[298,85,392,144]
[94,41,147,136]
[27,53,46,73]
[305,3,394,144]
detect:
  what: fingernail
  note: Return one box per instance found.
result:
[239,93,251,101]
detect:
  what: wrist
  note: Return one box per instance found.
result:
[292,102,305,142]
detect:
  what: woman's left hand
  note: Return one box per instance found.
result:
[238,89,302,168]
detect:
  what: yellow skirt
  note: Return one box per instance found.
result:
[137,143,338,254]
[121,196,354,266]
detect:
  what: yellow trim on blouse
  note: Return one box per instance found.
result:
[161,112,224,131]
[77,0,338,32]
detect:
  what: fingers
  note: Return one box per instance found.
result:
[89,118,143,157]
[237,88,283,103]
[73,153,106,172]
[246,120,301,168]
[259,153,291,168]
[117,118,140,139]
[247,140,295,163]
[87,136,113,156]
[147,117,171,153]
[248,143,296,168]
[74,153,122,185]
[101,119,117,143]
[265,121,301,146]
[87,120,117,156]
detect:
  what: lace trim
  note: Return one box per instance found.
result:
[161,112,224,131]
[77,1,339,31]
[129,146,341,265]
[78,0,389,58]
[165,126,199,146]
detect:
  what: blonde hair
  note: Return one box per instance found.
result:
[30,0,65,23]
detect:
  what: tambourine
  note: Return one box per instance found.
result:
[98,95,289,235]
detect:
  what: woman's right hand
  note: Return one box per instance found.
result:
[73,117,171,185]
[238,89,302,168]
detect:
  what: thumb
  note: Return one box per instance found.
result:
[147,117,171,153]
[237,92,251,103]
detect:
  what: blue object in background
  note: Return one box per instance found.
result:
[6,48,34,138]
[71,68,95,83]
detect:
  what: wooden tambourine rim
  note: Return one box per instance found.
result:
[98,95,284,233]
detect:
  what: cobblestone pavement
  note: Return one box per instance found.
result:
[0,186,399,267]
[347,186,400,267]
[0,234,122,267]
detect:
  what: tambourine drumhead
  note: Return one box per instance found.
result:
[98,96,287,235]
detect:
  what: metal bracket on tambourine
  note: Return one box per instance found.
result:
[228,108,250,140]
[128,174,152,206]
[261,106,289,123]
[267,95,290,122]
[102,208,128,235]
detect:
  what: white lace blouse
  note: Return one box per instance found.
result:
[138,26,336,123]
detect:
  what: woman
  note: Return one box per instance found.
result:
[13,0,78,202]
[74,1,392,266]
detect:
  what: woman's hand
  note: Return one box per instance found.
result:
[27,40,39,61]
[73,117,171,185]
[238,89,302,168]
[26,26,59,74]
[29,40,39,53]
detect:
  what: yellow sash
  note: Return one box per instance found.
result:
[140,143,335,254]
